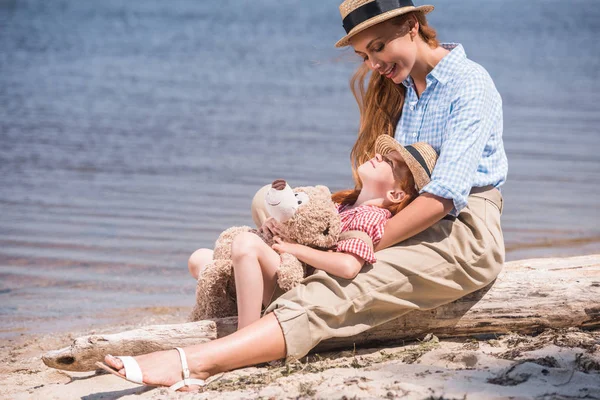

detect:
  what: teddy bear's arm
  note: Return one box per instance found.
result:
[276,252,306,292]
[189,259,239,321]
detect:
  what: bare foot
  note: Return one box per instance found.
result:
[104,349,213,392]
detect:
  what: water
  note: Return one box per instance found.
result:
[1,0,599,338]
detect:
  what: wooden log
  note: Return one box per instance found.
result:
[43,255,600,371]
[42,321,217,372]
[311,254,600,352]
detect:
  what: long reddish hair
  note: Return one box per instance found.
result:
[349,12,439,186]
[332,159,418,216]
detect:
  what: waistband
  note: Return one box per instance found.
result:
[442,185,503,222]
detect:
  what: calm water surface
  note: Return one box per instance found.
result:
[1,0,599,337]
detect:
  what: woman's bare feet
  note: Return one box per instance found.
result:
[104,349,213,392]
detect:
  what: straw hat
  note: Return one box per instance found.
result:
[375,135,438,191]
[335,0,434,48]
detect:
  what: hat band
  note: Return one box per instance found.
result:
[342,0,415,34]
[404,145,432,178]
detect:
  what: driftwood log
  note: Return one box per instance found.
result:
[43,254,600,371]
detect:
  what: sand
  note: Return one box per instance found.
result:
[1,306,599,400]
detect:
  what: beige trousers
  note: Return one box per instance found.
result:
[252,184,505,362]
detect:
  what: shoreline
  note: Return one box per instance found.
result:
[0,305,194,341]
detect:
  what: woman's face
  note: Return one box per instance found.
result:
[349,18,417,84]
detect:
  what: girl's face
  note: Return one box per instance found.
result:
[349,18,417,85]
[357,153,396,193]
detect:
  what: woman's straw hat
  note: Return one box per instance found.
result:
[335,0,434,48]
[375,135,438,191]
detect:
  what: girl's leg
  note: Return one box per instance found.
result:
[231,232,281,330]
[104,312,286,390]
[188,248,214,279]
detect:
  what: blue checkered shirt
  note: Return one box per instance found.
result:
[395,43,508,216]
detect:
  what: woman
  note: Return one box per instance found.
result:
[100,0,507,390]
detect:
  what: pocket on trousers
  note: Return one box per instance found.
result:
[485,198,501,218]
[484,198,504,252]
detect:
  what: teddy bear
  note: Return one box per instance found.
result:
[189,179,341,321]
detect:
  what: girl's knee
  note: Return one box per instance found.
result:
[188,248,213,279]
[231,232,263,261]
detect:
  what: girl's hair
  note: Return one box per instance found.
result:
[331,158,419,216]
[349,11,439,187]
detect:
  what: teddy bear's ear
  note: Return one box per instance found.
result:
[315,185,331,196]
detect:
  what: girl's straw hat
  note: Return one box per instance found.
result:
[335,0,434,48]
[375,135,438,191]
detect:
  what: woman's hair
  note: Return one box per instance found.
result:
[331,158,419,216]
[349,11,439,187]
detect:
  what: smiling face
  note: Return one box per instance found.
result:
[349,16,418,84]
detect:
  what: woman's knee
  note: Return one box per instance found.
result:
[188,248,214,279]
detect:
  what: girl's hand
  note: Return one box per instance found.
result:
[259,217,282,237]
[272,236,298,255]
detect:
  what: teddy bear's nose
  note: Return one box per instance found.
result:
[271,179,287,191]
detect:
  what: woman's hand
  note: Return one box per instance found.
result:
[259,217,282,237]
[271,236,299,255]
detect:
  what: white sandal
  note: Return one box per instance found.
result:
[95,347,222,391]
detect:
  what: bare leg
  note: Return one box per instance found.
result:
[231,232,281,330]
[188,248,214,279]
[104,312,286,390]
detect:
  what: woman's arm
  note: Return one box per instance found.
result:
[272,238,364,280]
[375,193,454,251]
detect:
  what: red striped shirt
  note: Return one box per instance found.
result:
[335,203,391,264]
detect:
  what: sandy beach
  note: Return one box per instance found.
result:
[2,303,599,400]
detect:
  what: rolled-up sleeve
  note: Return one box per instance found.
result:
[336,238,377,264]
[421,70,502,215]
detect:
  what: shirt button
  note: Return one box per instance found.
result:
[409,105,415,111]
[412,132,417,137]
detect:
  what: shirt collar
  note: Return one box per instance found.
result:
[338,203,390,215]
[401,43,466,88]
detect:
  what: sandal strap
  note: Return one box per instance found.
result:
[170,378,207,391]
[169,347,207,390]
[176,347,190,379]
[116,356,144,384]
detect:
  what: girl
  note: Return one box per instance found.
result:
[101,0,507,391]
[189,136,437,331]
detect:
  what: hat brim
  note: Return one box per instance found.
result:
[375,135,430,192]
[335,5,434,48]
